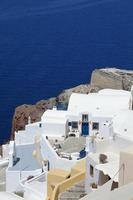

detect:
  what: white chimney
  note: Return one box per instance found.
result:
[53,106,57,111]
[28,116,31,124]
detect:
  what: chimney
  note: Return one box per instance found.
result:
[53,106,57,111]
[28,115,31,124]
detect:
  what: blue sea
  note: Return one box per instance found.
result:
[0,0,133,144]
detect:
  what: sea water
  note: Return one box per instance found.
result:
[0,0,133,143]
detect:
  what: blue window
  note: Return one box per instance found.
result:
[92,122,99,130]
[68,122,72,126]
[82,114,88,122]
[72,121,78,129]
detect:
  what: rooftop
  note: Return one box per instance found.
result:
[23,173,47,200]
[50,136,86,153]
[8,144,41,171]
[68,91,130,114]
[113,110,133,141]
[88,152,119,182]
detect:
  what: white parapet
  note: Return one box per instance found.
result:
[0,192,23,199]
[8,141,16,168]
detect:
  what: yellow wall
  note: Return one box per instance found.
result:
[47,159,86,200]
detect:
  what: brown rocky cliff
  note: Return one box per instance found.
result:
[11,97,57,139]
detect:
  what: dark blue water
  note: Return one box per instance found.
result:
[0,0,133,144]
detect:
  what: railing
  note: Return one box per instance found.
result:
[20,172,46,199]
[49,171,85,200]
[41,137,76,170]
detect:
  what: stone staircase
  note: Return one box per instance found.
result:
[58,181,86,200]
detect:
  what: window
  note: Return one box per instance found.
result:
[92,122,99,130]
[71,121,78,129]
[90,165,94,177]
[82,114,88,122]
[68,122,72,126]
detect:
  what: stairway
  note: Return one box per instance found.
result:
[58,181,86,200]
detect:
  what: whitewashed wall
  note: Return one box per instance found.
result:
[89,115,112,139]
[6,170,20,192]
[6,168,41,193]
[41,137,77,170]
[43,121,67,137]
[15,123,43,145]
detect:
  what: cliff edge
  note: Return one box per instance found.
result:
[91,68,133,90]
[11,68,133,138]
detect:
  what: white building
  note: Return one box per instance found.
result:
[15,122,43,145]
[41,110,69,139]
[85,102,133,194]
[112,109,133,142]
[6,142,42,193]
[83,145,133,200]
[6,88,132,196]
[14,89,130,144]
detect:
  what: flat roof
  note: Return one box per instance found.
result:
[81,181,133,200]
[113,110,133,141]
[0,193,23,200]
[88,152,119,182]
[68,92,130,114]
[42,117,67,124]
[42,110,68,121]
[60,136,86,153]
[98,89,130,96]
[8,144,41,171]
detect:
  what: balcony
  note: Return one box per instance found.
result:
[21,172,47,200]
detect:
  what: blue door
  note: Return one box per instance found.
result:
[82,122,89,136]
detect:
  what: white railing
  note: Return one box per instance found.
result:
[20,172,46,200]
[41,137,76,170]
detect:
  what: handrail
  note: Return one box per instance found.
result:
[26,171,46,184]
[50,170,85,200]
[20,171,46,187]
[20,172,46,197]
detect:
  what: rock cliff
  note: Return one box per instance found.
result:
[11,68,133,138]
[91,68,133,91]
